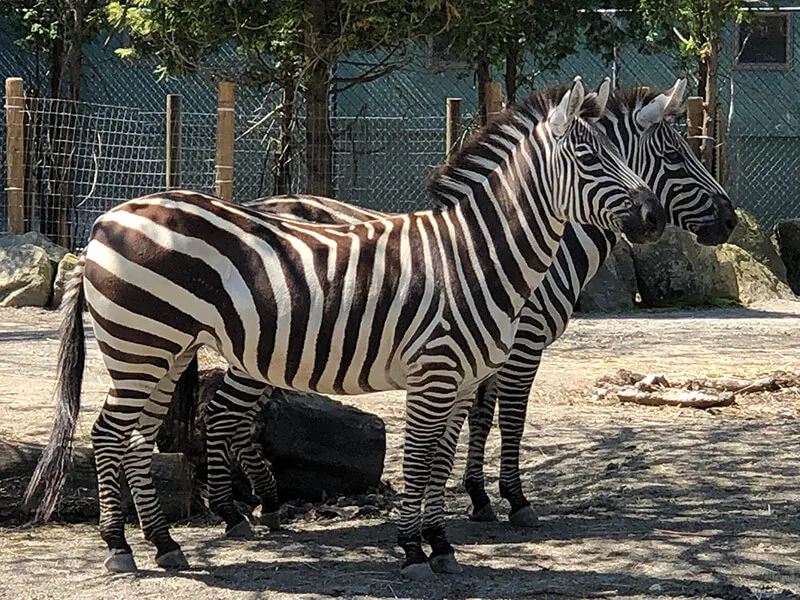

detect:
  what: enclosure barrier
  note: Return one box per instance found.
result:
[5,77,25,235]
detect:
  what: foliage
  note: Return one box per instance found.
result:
[638,0,744,60]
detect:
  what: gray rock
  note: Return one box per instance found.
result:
[50,253,80,309]
[0,245,54,307]
[632,226,719,307]
[774,220,800,295]
[0,231,68,267]
[259,387,386,500]
[711,244,794,305]
[579,243,637,312]
[728,209,787,282]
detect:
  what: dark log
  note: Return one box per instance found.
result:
[0,440,193,523]
[161,368,387,503]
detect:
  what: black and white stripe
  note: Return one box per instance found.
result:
[244,80,736,530]
[25,78,663,578]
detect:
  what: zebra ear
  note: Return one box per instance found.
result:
[636,87,674,128]
[666,78,687,115]
[550,76,585,137]
[589,78,611,119]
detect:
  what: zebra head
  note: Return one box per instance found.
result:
[597,80,736,245]
[543,78,665,244]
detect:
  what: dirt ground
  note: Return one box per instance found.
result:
[0,300,799,600]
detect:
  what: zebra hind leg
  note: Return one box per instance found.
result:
[205,368,269,538]
[93,381,166,572]
[122,350,198,569]
[463,379,499,522]
[230,394,282,531]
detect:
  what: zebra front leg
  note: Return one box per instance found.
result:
[205,368,269,538]
[398,375,461,580]
[422,398,472,574]
[463,377,499,522]
[495,368,539,527]
[230,390,281,530]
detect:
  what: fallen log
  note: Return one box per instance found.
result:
[617,389,735,408]
[0,440,192,523]
[159,368,387,502]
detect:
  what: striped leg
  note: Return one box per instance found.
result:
[421,397,472,574]
[463,377,499,521]
[205,368,269,536]
[398,372,461,580]
[229,391,281,529]
[122,350,197,569]
[93,364,171,572]
[494,353,543,527]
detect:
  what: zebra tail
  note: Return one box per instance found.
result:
[170,355,198,458]
[22,253,87,523]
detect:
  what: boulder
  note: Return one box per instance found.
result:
[259,388,387,500]
[0,245,54,307]
[0,231,69,268]
[631,226,720,307]
[727,209,787,282]
[712,244,794,305]
[161,368,386,502]
[50,253,81,308]
[578,242,637,312]
[774,220,800,295]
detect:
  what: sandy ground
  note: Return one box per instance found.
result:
[0,300,799,600]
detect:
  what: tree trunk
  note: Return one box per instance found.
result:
[274,82,295,195]
[505,44,519,104]
[700,34,721,176]
[477,54,491,126]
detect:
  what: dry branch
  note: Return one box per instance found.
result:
[617,388,735,408]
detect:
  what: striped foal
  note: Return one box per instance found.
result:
[25,79,664,579]
[243,80,735,529]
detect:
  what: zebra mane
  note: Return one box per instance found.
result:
[427,84,604,209]
[607,85,686,119]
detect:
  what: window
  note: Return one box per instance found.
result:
[735,13,792,70]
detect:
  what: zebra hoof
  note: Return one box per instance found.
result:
[252,505,281,530]
[225,519,254,539]
[469,503,498,522]
[430,553,463,574]
[508,505,538,528]
[156,548,189,570]
[401,562,437,581]
[104,549,138,573]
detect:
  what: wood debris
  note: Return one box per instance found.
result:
[595,370,799,409]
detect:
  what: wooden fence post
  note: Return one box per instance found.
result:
[5,77,25,234]
[166,94,181,190]
[215,81,235,200]
[445,98,462,162]
[484,81,503,124]
[686,96,704,160]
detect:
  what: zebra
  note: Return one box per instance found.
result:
[25,78,665,580]
[236,79,736,526]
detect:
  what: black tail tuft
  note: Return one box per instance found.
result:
[22,254,86,523]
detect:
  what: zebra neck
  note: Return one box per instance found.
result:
[442,188,565,316]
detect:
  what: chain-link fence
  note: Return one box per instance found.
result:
[1,91,449,249]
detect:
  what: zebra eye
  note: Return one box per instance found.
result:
[575,148,600,165]
[664,149,682,162]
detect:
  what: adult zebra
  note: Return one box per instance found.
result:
[25,79,664,579]
[235,79,735,528]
